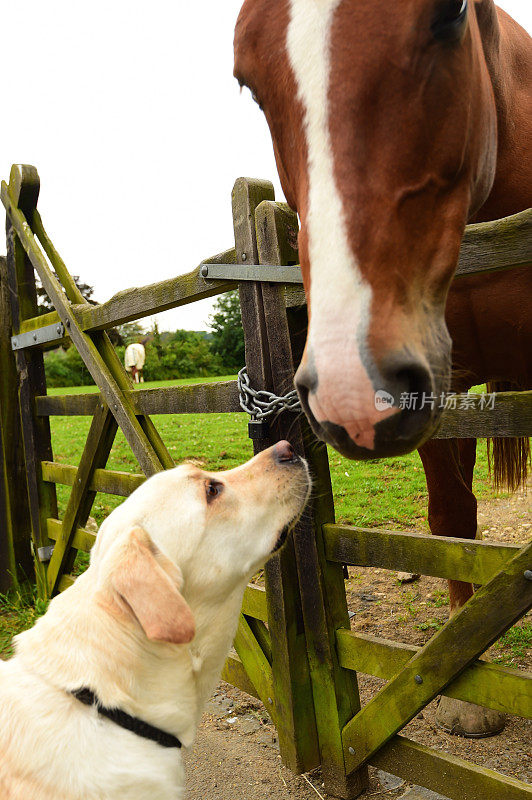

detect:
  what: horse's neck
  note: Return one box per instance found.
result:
[474,1,532,221]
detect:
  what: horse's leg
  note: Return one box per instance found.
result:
[418,438,505,737]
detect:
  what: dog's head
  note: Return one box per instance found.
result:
[90,441,310,646]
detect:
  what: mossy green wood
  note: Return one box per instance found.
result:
[36,381,241,417]
[232,177,319,776]
[342,540,532,773]
[255,199,367,798]
[47,518,96,554]
[42,461,145,497]
[324,525,520,583]
[46,404,117,595]
[241,584,267,621]
[1,168,168,477]
[0,256,33,590]
[454,207,531,277]
[76,248,238,331]
[4,168,57,597]
[369,734,532,800]
[336,629,532,718]
[233,613,275,711]
[435,389,532,438]
[221,653,261,701]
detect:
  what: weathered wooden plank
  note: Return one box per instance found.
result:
[242,584,267,621]
[233,178,316,771]
[42,461,144,497]
[46,405,117,594]
[0,256,33,590]
[246,617,272,664]
[36,381,242,417]
[37,394,100,416]
[336,630,532,719]
[4,168,57,597]
[221,652,260,701]
[435,390,532,439]
[18,309,62,335]
[236,184,321,778]
[255,198,365,797]
[57,574,76,592]
[47,518,96,553]
[76,248,238,331]
[342,541,532,772]
[13,208,532,339]
[233,614,275,710]
[455,208,531,277]
[1,168,167,477]
[369,735,532,800]
[324,525,520,584]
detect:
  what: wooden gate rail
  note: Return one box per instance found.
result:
[0,164,530,799]
[336,630,531,718]
[324,525,522,583]
[341,540,531,765]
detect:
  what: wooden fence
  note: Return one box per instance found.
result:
[0,164,531,799]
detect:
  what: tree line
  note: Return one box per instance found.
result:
[43,286,245,387]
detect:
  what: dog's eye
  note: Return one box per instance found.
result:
[432,0,467,40]
[205,480,223,502]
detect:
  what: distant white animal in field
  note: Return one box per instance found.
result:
[125,343,146,383]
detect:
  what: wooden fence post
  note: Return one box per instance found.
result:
[254,199,368,798]
[0,255,33,592]
[232,177,320,775]
[4,167,57,598]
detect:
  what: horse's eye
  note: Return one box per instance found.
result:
[432,0,468,40]
[205,480,223,502]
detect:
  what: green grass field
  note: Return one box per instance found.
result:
[48,376,500,531]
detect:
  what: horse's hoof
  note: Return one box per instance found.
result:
[435,696,505,738]
[397,572,420,583]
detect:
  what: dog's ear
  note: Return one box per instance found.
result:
[112,526,195,645]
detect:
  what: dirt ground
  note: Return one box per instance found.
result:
[185,489,531,799]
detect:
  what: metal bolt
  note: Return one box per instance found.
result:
[114,404,118,411]
[414,674,423,684]
[56,325,62,334]
[348,747,355,755]
[241,252,247,261]
[12,339,17,347]
[524,570,532,581]
[33,332,37,341]
[66,319,70,328]
[200,265,208,277]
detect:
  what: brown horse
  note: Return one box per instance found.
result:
[235,0,531,735]
[234,0,531,459]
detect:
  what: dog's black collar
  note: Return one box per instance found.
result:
[71,687,182,749]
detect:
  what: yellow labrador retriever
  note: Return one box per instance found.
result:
[0,441,310,800]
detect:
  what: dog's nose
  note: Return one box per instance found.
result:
[274,440,296,463]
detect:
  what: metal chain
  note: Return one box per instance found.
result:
[237,367,302,421]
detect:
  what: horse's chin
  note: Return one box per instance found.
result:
[300,396,441,460]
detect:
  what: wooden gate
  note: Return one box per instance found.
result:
[0,164,530,799]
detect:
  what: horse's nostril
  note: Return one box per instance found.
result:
[380,355,433,403]
[274,440,296,463]
[295,363,318,395]
[380,354,434,440]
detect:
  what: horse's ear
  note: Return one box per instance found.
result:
[112,526,195,645]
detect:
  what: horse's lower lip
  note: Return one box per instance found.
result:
[303,402,441,460]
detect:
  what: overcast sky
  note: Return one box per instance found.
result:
[2,1,530,333]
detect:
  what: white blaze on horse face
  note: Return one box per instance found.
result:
[287,0,396,449]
